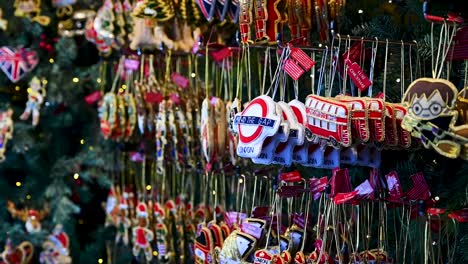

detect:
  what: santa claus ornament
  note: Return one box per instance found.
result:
[39,225,71,264]
[132,202,154,261]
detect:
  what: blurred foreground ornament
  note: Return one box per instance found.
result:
[0,109,13,162]
[1,238,34,264]
[20,76,46,126]
[14,0,50,26]
[0,8,7,31]
[39,225,71,264]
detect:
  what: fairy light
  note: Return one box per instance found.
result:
[212,190,216,195]
[191,73,196,78]
[98,259,103,264]
[435,196,440,201]
[122,84,127,90]
[388,0,392,3]
[73,173,80,180]
[358,9,363,14]
[15,86,20,91]
[118,88,124,93]
[238,178,243,184]
[80,139,85,145]
[72,77,79,83]
[153,251,158,257]
[97,78,102,84]
[396,78,401,83]
[42,79,48,85]
[146,185,152,191]
[89,146,94,151]
[16,181,22,187]
[26,194,31,200]
[27,88,32,94]
[49,58,54,64]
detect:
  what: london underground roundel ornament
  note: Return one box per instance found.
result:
[235,95,281,158]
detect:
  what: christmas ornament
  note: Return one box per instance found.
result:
[132,203,154,261]
[402,78,464,158]
[6,200,49,234]
[1,239,34,264]
[20,77,46,126]
[0,8,7,31]
[52,0,76,7]
[0,47,38,83]
[0,109,13,162]
[14,0,50,26]
[115,197,131,246]
[39,225,71,264]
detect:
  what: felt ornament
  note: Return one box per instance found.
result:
[132,203,154,261]
[217,230,257,263]
[340,146,357,165]
[0,109,13,162]
[226,101,240,165]
[336,96,370,143]
[302,141,326,168]
[0,8,7,31]
[239,0,253,44]
[201,98,216,162]
[251,102,289,165]
[40,225,71,264]
[114,196,131,246]
[393,104,411,148]
[20,77,46,126]
[14,0,50,26]
[0,47,38,83]
[304,95,352,148]
[289,99,308,164]
[365,98,386,143]
[6,200,49,234]
[129,17,158,50]
[153,202,172,261]
[383,104,398,147]
[401,78,464,159]
[194,224,216,264]
[2,239,34,264]
[272,102,304,166]
[235,95,282,159]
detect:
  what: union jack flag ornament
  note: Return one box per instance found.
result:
[0,47,38,83]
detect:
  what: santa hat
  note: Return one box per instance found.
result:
[49,226,69,256]
[119,197,128,210]
[165,200,176,213]
[153,202,164,217]
[136,202,148,218]
[28,209,39,219]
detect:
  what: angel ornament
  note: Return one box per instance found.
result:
[20,77,46,126]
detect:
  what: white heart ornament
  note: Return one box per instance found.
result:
[302,142,325,167]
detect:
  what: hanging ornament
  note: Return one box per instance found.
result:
[14,0,50,26]
[20,76,47,126]
[1,238,34,264]
[6,200,49,234]
[0,108,13,162]
[0,8,7,31]
[132,203,154,261]
[39,225,71,264]
[0,47,38,83]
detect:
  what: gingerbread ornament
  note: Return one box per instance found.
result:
[132,203,154,261]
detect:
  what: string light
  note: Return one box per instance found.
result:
[98,259,103,264]
[358,9,364,14]
[16,181,22,187]
[97,78,102,84]
[49,58,54,64]
[72,77,79,83]
[146,185,152,191]
[42,79,48,85]
[15,86,20,91]
[118,88,124,93]
[122,84,127,90]
[212,190,216,195]
[396,78,401,83]
[73,173,80,180]
[89,146,94,151]
[153,251,158,256]
[26,194,31,200]
[238,178,243,184]
[80,139,85,145]
[191,73,196,78]
[435,196,440,201]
